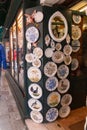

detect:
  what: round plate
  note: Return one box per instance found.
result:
[33,47,43,59]
[63,45,72,55]
[30,111,43,123]
[45,77,58,91]
[57,79,70,94]
[25,26,39,43]
[59,106,71,118]
[25,53,35,63]
[27,67,42,82]
[28,83,42,99]
[45,48,53,58]
[72,14,81,24]
[34,11,44,23]
[72,40,80,52]
[55,43,62,51]
[71,58,79,71]
[72,25,81,40]
[32,58,41,68]
[64,55,72,65]
[61,94,72,106]
[52,51,64,63]
[57,64,69,79]
[47,92,61,107]
[28,98,42,111]
[46,108,58,122]
[44,62,57,77]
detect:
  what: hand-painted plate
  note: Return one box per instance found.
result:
[32,58,41,68]
[27,67,42,82]
[52,51,64,63]
[33,47,43,59]
[34,11,44,23]
[27,42,31,50]
[47,92,61,107]
[46,108,58,122]
[28,98,42,111]
[59,106,71,118]
[44,62,57,77]
[57,79,70,94]
[71,58,79,71]
[28,83,42,99]
[66,34,71,44]
[45,77,58,91]
[55,43,62,51]
[25,26,39,43]
[25,53,35,63]
[45,48,53,58]
[61,94,72,106]
[45,34,50,46]
[72,40,80,52]
[64,55,72,65]
[63,45,72,55]
[30,111,43,123]
[72,14,81,24]
[72,25,81,40]
[57,64,69,79]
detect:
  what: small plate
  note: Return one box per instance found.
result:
[63,45,72,55]
[45,77,58,91]
[32,58,41,68]
[66,34,71,44]
[34,11,44,23]
[44,62,57,77]
[72,14,81,24]
[25,53,35,63]
[59,106,71,118]
[30,111,43,123]
[47,92,61,107]
[45,34,50,46]
[27,42,31,50]
[61,94,72,106]
[72,40,80,52]
[28,98,42,111]
[52,51,64,63]
[64,55,72,65]
[33,47,43,59]
[71,58,79,71]
[45,48,53,58]
[46,108,58,122]
[55,43,62,51]
[72,25,81,40]
[28,83,42,99]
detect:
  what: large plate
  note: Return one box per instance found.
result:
[61,94,72,106]
[44,62,57,77]
[59,106,71,118]
[33,47,43,59]
[28,83,42,99]
[57,64,69,79]
[27,67,42,82]
[45,77,58,91]
[46,108,58,122]
[71,58,79,71]
[72,25,81,40]
[57,79,70,94]
[47,92,61,107]
[52,51,64,63]
[72,14,81,24]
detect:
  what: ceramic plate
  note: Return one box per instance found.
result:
[28,98,42,111]
[72,25,81,40]
[25,53,35,63]
[32,58,41,68]
[45,48,53,58]
[27,42,31,50]
[72,14,81,24]
[66,34,71,44]
[30,111,43,123]
[33,47,43,59]
[52,51,64,64]
[71,58,79,71]
[57,79,70,94]
[50,40,55,50]
[61,94,72,106]
[55,43,62,51]
[45,77,58,91]
[44,62,57,77]
[34,11,44,23]
[64,55,72,65]
[27,67,42,82]
[47,92,61,107]
[45,34,50,46]
[46,108,58,122]
[57,64,69,79]
[28,83,42,99]
[72,40,80,52]
[59,106,71,118]
[63,45,72,55]
[25,26,39,43]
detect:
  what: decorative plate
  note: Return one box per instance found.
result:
[55,43,62,51]
[50,40,55,51]
[45,77,58,91]
[57,79,70,94]
[25,26,39,43]
[46,108,58,122]
[25,53,35,63]
[28,83,42,99]
[30,111,43,123]
[33,47,43,59]
[45,48,53,58]
[52,51,64,64]
[45,34,50,46]
[28,98,42,111]
[72,25,81,40]
[27,42,31,50]
[32,58,41,68]
[44,62,57,77]
[72,14,81,24]
[64,55,72,65]
[34,11,44,23]
[63,45,72,55]
[66,34,71,44]
[72,40,80,52]
[59,106,71,118]
[47,92,61,107]
[27,67,42,82]
[71,58,79,71]
[61,94,72,106]
[57,64,69,79]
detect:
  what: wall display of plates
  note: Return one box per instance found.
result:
[72,40,80,52]
[59,106,71,118]
[34,11,44,23]
[72,14,81,24]
[63,45,72,56]
[28,83,42,99]
[30,111,43,123]
[57,64,69,79]
[47,92,61,107]
[64,55,72,65]
[27,67,42,82]
[46,108,58,122]
[72,25,81,40]
[45,77,58,91]
[57,79,70,94]
[32,58,41,68]
[45,48,53,58]
[71,58,79,71]
[25,53,35,63]
[33,47,43,59]
[25,26,39,43]
[61,94,72,106]
[28,98,42,111]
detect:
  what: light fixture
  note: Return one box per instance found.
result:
[79,5,87,12]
